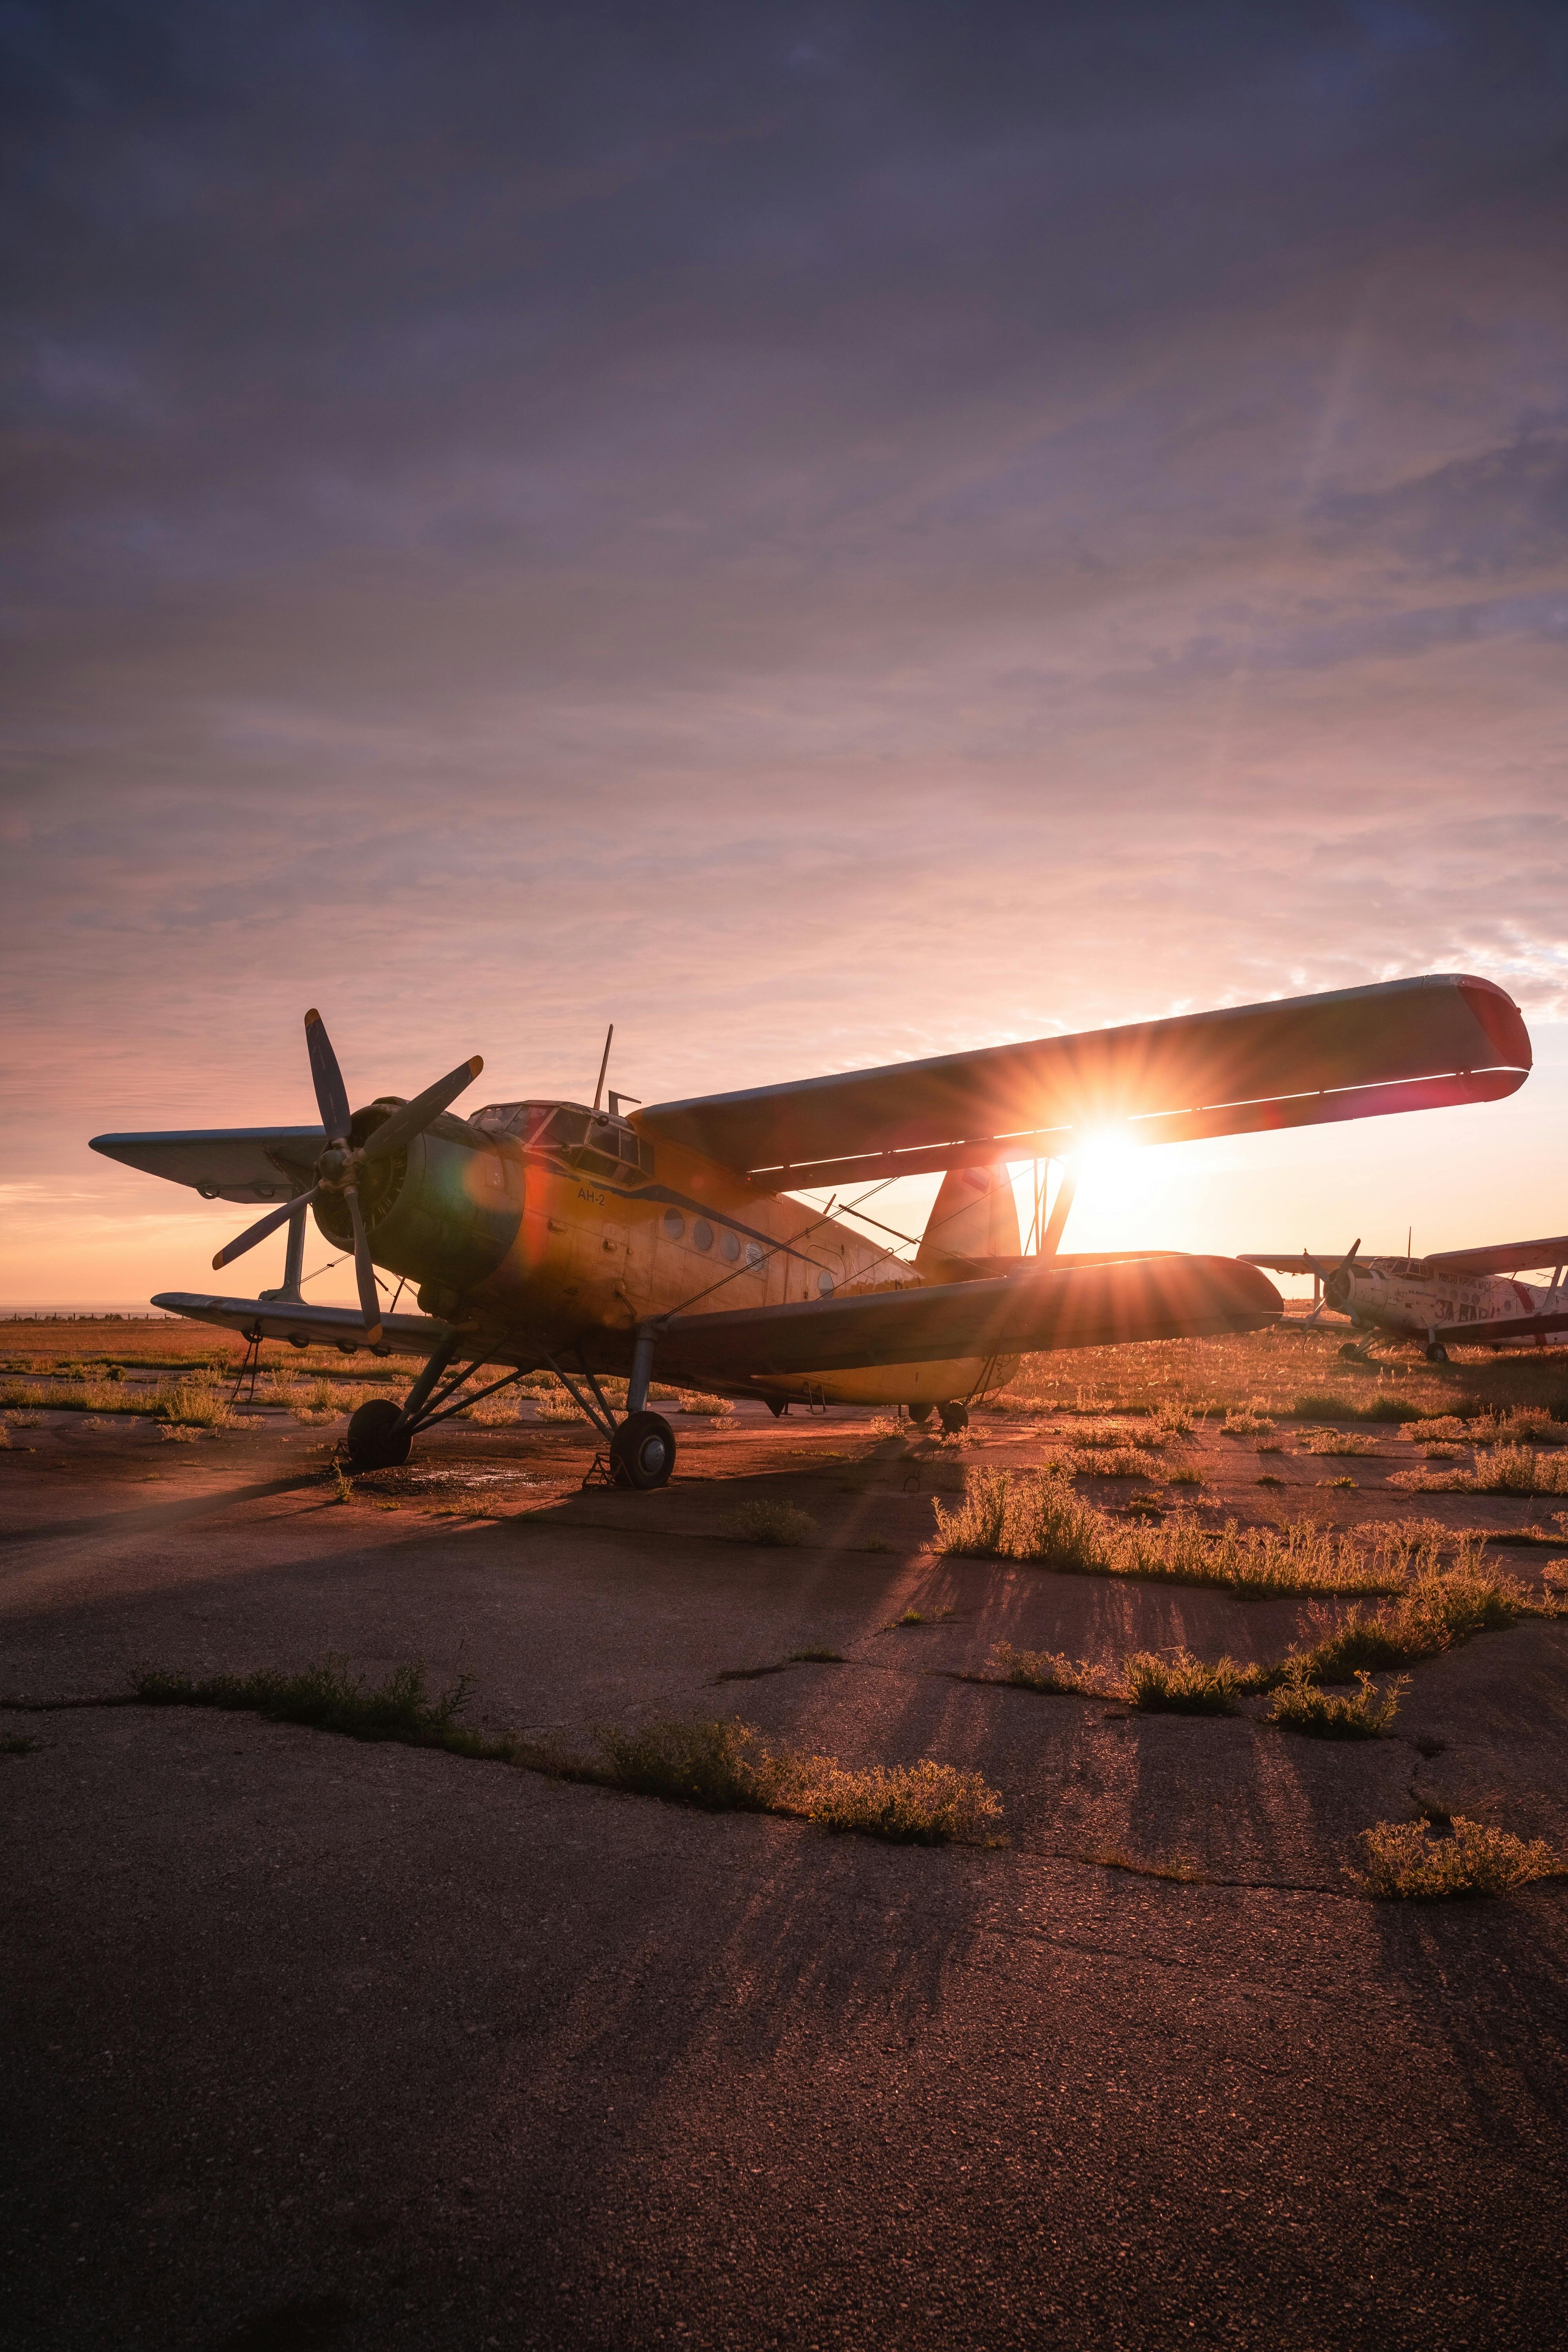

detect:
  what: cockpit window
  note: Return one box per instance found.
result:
[473,1100,653,1180]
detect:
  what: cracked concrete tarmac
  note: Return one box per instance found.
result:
[4,1405,1568,2349]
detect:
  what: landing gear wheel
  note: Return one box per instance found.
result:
[346,1397,412,1470]
[906,1403,933,1428]
[610,1410,676,1490]
[937,1401,969,1434]
[766,1399,789,1419]
[1338,1342,1366,1362]
[1425,1342,1450,1365]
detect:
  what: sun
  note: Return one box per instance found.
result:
[1072,1125,1141,1184]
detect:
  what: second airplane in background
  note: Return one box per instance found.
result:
[1243,1235,1568,1362]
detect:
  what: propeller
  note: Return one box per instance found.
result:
[212,1010,483,1344]
[1303,1238,1361,1323]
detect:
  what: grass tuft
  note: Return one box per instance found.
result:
[1123,1649,1255,1714]
[728,1499,818,1547]
[989,1642,1118,1697]
[131,1656,477,1744]
[592,1715,1002,1844]
[1282,1553,1555,1685]
[1268,1670,1406,1738]
[1394,1444,1568,1497]
[935,1468,1413,1596]
[1298,1430,1383,1456]
[1354,1817,1560,1899]
[678,1391,735,1416]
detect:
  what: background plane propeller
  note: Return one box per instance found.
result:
[211,1010,483,1343]
[1302,1238,1361,1323]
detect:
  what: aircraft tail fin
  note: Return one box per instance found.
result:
[916,1163,1021,1281]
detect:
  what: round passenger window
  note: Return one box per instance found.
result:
[663,1209,685,1241]
[746,1241,764,1269]
[720,1230,740,1262]
[818,1270,834,1297]
[693,1219,713,1251]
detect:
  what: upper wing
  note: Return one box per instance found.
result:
[653,1256,1280,1383]
[152,1291,454,1357]
[1238,1254,1326,1274]
[91,1127,324,1205]
[1425,1235,1568,1277]
[638,975,1529,1188]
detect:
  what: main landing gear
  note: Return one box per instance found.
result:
[1424,1341,1451,1365]
[906,1400,969,1433]
[344,1328,678,1490]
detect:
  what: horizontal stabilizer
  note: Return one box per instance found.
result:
[653,1256,1280,1383]
[637,975,1529,1187]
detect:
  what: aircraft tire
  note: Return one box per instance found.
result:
[346,1397,413,1469]
[906,1403,933,1427]
[610,1410,676,1490]
[1425,1343,1450,1365]
[937,1401,969,1434]
[1337,1342,1364,1361]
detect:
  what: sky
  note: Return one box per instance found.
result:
[2,0,1566,1308]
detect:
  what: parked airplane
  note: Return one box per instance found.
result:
[1243,1233,1568,1363]
[91,973,1528,1484]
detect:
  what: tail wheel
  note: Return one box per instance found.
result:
[610,1410,676,1490]
[937,1401,969,1434]
[346,1397,412,1469]
[1425,1342,1450,1365]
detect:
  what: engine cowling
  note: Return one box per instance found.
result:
[313,1101,520,1297]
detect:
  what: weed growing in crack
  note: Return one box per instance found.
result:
[988,1643,1119,1698]
[935,1468,1411,1597]
[131,1657,478,1746]
[1284,1555,1555,1685]
[1123,1650,1256,1714]
[1354,1817,1559,1898]
[591,1715,1002,1844]
[1394,1444,1568,1497]
[1268,1670,1406,1738]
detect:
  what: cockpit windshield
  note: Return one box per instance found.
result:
[472,1100,654,1181]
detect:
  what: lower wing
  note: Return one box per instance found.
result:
[152,1291,455,1359]
[654,1256,1279,1383]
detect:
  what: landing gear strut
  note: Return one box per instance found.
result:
[343,1325,681,1490]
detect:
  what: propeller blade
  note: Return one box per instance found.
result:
[361,1056,485,1162]
[304,1008,353,1143]
[212,1186,319,1272]
[344,1187,383,1344]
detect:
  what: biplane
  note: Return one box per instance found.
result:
[1244,1230,1568,1363]
[91,973,1529,1484]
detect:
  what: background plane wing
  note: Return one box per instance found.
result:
[653,1256,1280,1383]
[1425,1235,1568,1277]
[92,1127,324,1205]
[1239,1254,1327,1274]
[152,1292,454,1357]
[637,975,1529,1188]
